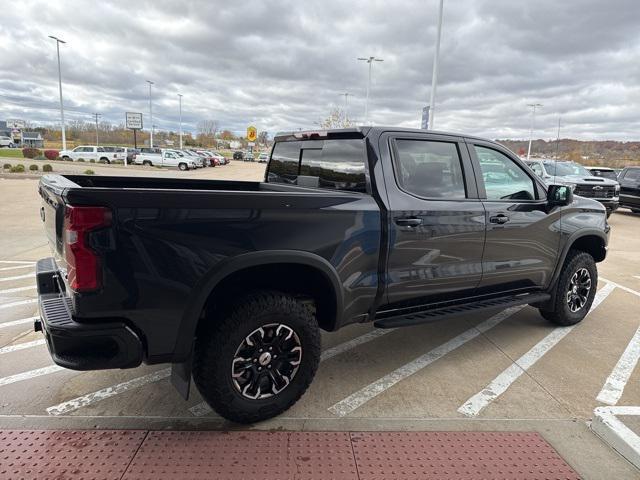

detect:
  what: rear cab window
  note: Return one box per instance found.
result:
[267,139,367,193]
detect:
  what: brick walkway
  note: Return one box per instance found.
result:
[0,430,579,480]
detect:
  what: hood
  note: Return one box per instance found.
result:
[545,174,619,186]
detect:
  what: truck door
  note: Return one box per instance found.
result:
[468,141,561,292]
[382,133,486,308]
[619,168,640,210]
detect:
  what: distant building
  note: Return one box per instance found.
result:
[21,132,44,148]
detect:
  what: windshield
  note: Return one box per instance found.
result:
[590,169,618,180]
[542,162,590,177]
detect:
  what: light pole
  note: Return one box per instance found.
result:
[339,92,352,124]
[48,35,67,150]
[526,103,542,160]
[357,56,383,124]
[428,0,444,129]
[146,80,154,147]
[178,93,183,149]
[92,112,101,146]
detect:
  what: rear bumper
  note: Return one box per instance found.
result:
[35,257,143,371]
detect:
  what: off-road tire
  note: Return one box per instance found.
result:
[539,250,597,326]
[193,290,321,424]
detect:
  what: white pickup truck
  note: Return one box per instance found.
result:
[133,149,197,170]
[59,146,112,163]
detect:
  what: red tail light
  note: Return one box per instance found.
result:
[64,206,111,292]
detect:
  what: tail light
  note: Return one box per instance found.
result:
[64,206,111,292]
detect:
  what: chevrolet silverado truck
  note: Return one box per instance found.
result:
[36,127,609,423]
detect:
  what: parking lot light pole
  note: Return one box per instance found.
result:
[339,92,352,124]
[48,35,67,150]
[357,56,383,125]
[178,93,183,150]
[146,80,154,147]
[428,0,444,130]
[92,112,101,146]
[526,103,543,160]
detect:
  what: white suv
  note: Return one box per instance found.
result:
[0,136,15,148]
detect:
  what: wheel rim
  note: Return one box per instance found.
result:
[566,267,591,313]
[231,323,302,400]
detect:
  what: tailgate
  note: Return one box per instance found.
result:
[38,175,77,269]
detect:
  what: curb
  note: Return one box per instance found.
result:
[592,406,640,469]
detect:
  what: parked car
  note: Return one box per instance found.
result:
[59,146,111,163]
[586,166,619,181]
[36,127,609,424]
[101,146,126,164]
[244,151,255,162]
[618,166,640,213]
[179,150,206,167]
[194,150,218,167]
[134,149,196,170]
[233,151,244,160]
[258,152,269,163]
[208,151,227,165]
[0,135,15,148]
[524,159,619,216]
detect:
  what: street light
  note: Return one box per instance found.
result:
[178,93,183,150]
[526,103,543,160]
[146,80,154,147]
[357,56,383,124]
[48,35,67,150]
[92,112,101,146]
[428,0,444,129]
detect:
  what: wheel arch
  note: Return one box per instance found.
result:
[172,250,344,361]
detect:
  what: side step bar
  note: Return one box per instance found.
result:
[374,292,551,329]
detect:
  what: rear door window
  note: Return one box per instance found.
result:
[623,168,640,181]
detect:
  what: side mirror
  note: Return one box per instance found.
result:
[548,184,573,207]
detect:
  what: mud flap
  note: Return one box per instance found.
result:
[170,354,192,400]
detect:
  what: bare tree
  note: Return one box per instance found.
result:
[197,120,219,137]
[319,108,353,129]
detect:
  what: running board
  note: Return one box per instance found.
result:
[374,292,551,329]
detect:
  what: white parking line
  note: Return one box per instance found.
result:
[597,326,640,406]
[0,261,36,265]
[0,298,37,310]
[0,365,65,387]
[601,277,640,299]
[0,265,34,272]
[592,406,640,470]
[47,368,171,415]
[458,282,615,417]
[0,273,33,283]
[0,285,36,295]
[0,316,38,329]
[0,339,46,355]
[328,305,526,418]
[190,327,398,417]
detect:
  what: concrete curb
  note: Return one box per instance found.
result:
[592,406,640,469]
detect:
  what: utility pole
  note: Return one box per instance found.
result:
[428,0,444,130]
[555,116,561,160]
[357,56,384,124]
[339,92,352,124]
[92,113,101,146]
[146,80,154,147]
[526,103,542,161]
[48,35,67,150]
[178,93,183,149]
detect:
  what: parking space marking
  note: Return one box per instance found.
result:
[0,285,36,295]
[597,326,640,406]
[0,339,45,355]
[0,265,34,272]
[0,261,35,265]
[0,365,65,387]
[0,273,33,282]
[327,305,526,418]
[601,277,640,299]
[190,327,399,417]
[458,282,615,417]
[0,298,37,310]
[592,406,640,470]
[47,368,171,416]
[0,316,37,329]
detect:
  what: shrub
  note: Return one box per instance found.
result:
[29,164,38,171]
[10,164,25,173]
[77,158,85,162]
[84,169,95,175]
[22,148,41,159]
[2,163,10,170]
[89,158,95,163]
[44,149,59,160]
[43,164,53,172]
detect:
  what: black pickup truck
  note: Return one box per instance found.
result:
[36,127,609,423]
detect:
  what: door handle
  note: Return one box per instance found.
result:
[395,217,423,227]
[489,214,509,224]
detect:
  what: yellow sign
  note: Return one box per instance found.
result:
[247,126,257,142]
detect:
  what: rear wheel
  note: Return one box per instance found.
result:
[539,250,597,326]
[142,160,152,167]
[100,157,110,164]
[193,290,320,424]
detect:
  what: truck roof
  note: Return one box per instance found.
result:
[273,126,492,143]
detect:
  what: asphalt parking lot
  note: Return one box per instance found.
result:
[1,165,640,479]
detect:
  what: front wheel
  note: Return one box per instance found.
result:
[178,162,188,171]
[193,291,320,424]
[539,250,597,326]
[142,160,152,166]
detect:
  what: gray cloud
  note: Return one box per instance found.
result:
[1,0,639,139]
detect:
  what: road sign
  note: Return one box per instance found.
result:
[6,119,25,129]
[247,126,257,142]
[126,112,143,130]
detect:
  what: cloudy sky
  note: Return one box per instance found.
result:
[1,0,639,140]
